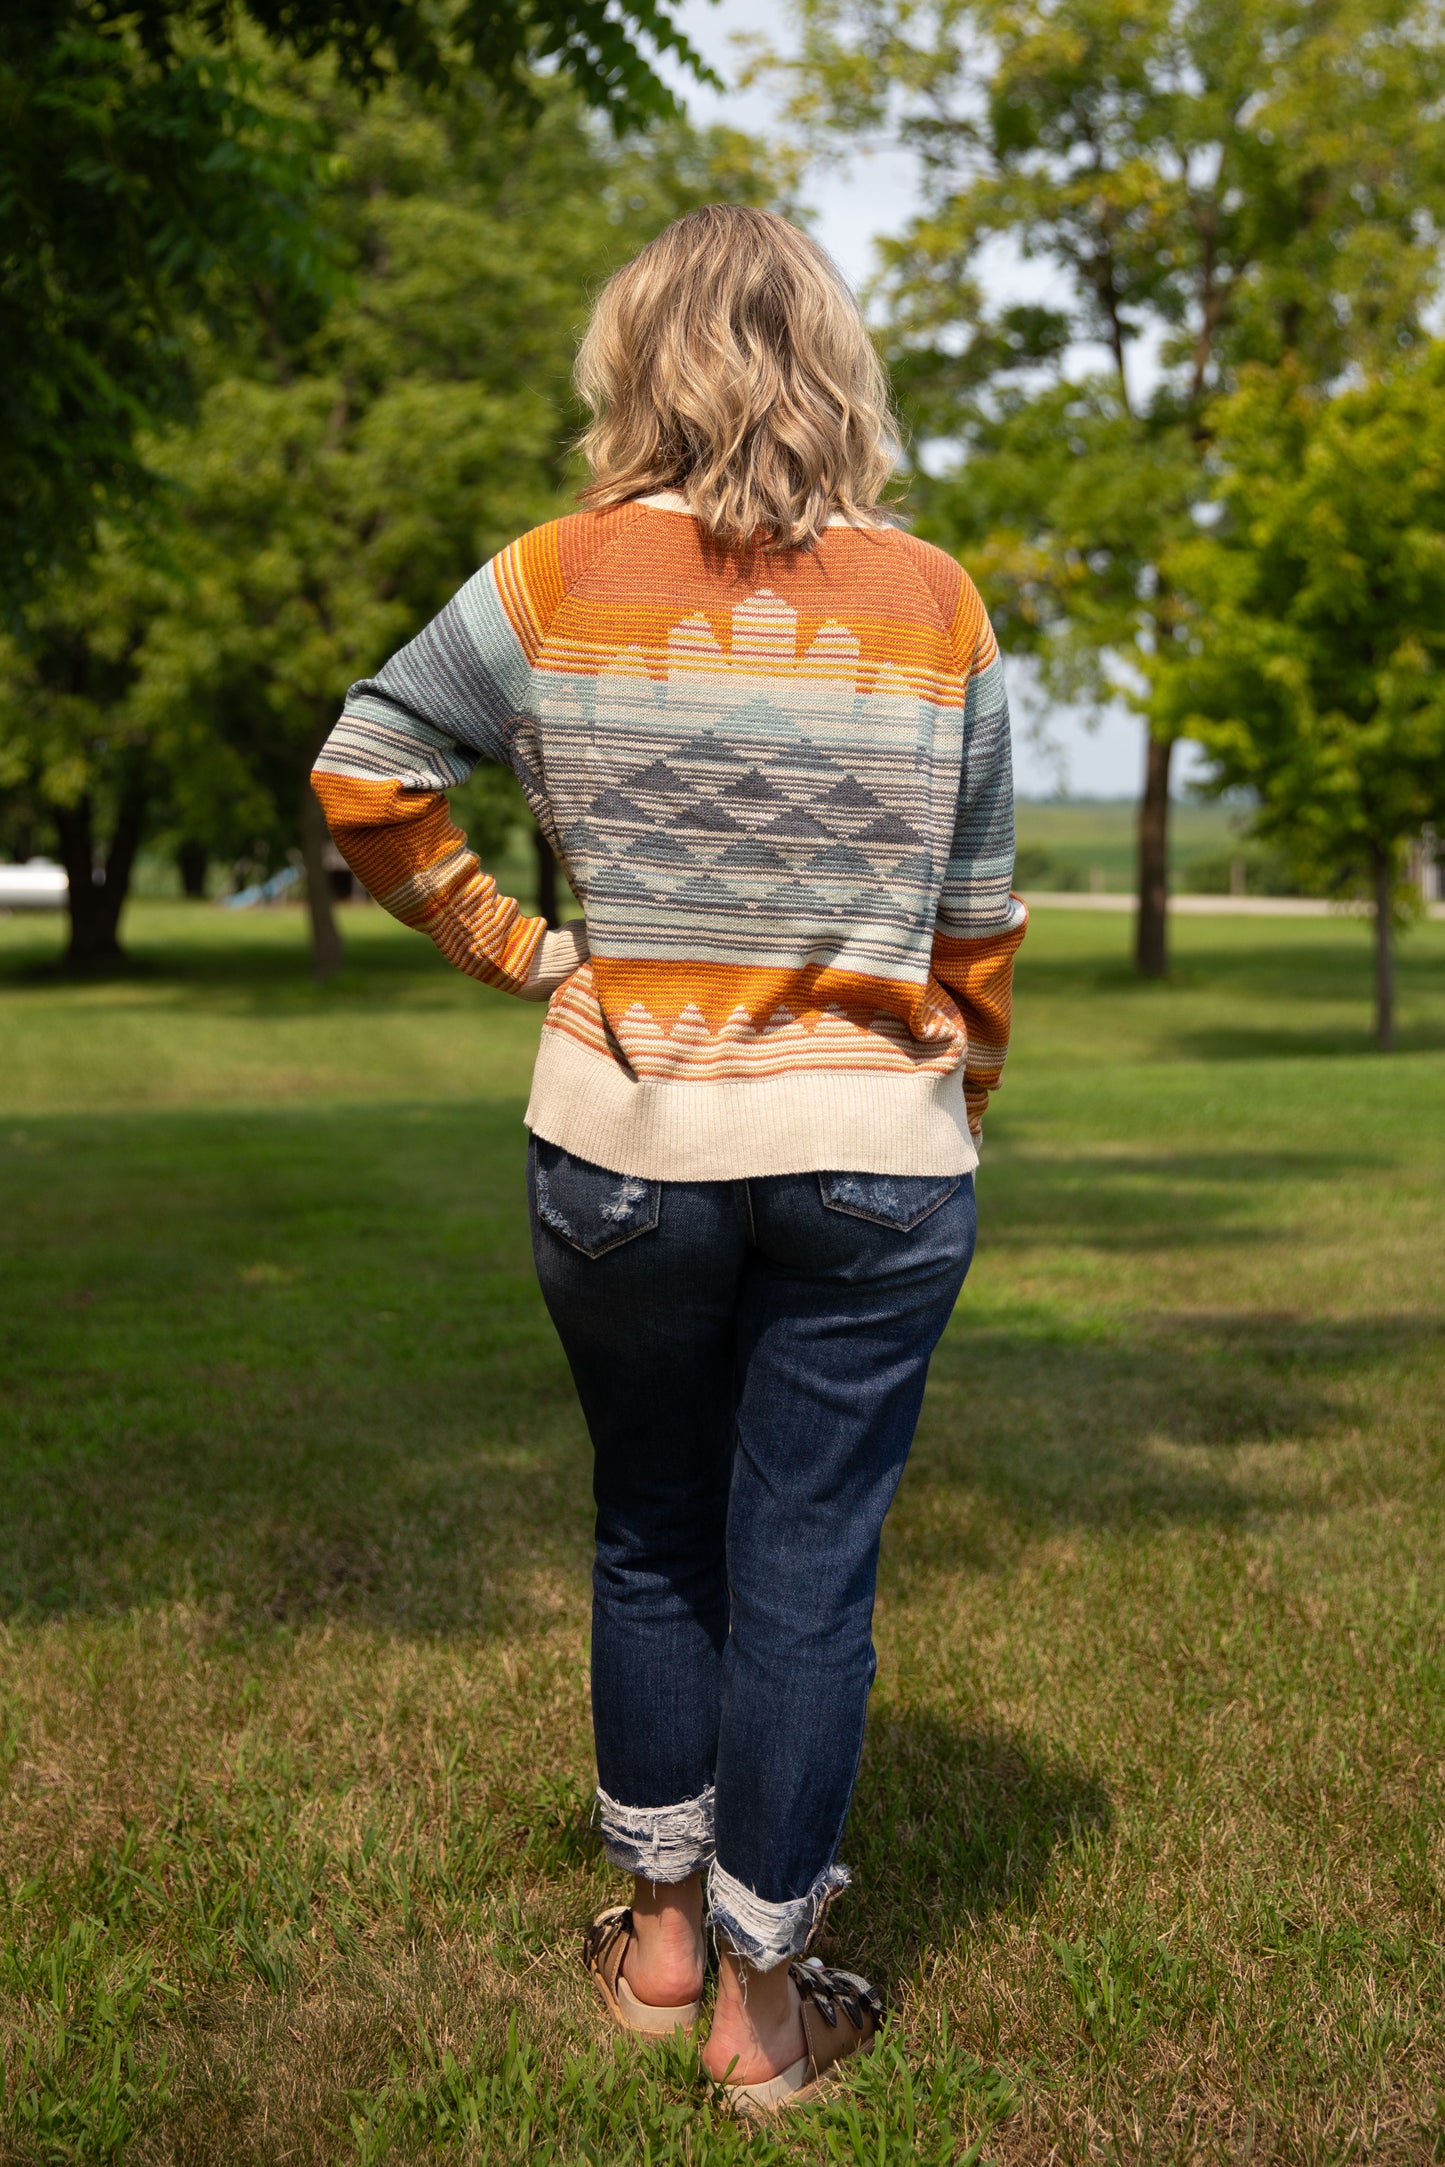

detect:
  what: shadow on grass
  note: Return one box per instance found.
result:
[478,1704,1111,1989]
[0,924,474,1014]
[908,1308,1437,1551]
[839,1711,1110,1984]
[984,1147,1385,1254]
[3,1295,1428,1628]
[1167,1022,1445,1059]
[2,1100,1438,1625]
[0,900,534,1009]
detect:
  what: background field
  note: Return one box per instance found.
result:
[1014,800,1244,894]
[2,900,1443,2165]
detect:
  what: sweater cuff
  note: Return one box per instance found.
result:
[518,920,590,1001]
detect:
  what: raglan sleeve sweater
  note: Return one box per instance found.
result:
[313,506,1025,1176]
[310,536,588,1001]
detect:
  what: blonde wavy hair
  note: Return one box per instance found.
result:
[575,205,900,550]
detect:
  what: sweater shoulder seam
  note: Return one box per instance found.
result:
[552,504,650,614]
[886,530,989,676]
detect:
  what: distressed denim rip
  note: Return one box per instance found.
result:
[528,1136,976,1968]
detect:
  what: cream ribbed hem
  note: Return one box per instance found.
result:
[524,1027,980,1181]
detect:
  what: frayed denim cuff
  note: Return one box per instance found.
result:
[595,1784,715,1884]
[707,1859,851,1972]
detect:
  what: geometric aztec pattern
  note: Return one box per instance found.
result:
[530,586,975,968]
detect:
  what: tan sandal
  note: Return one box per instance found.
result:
[720,1958,884,2120]
[581,1905,703,2038]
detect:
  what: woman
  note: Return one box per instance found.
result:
[313,204,1025,2116]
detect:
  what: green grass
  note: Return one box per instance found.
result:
[2,899,1443,2165]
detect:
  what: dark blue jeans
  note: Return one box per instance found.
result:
[528,1137,977,1969]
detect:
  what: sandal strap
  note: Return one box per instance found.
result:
[791,1959,885,2080]
[581,1904,633,2000]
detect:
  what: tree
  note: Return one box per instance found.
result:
[0,548,153,967]
[1152,354,1445,1048]
[116,86,788,978]
[0,73,787,972]
[774,0,1445,972]
[0,529,275,963]
[0,0,715,610]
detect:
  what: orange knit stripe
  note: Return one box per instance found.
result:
[544,606,975,684]
[553,503,644,584]
[539,635,970,705]
[932,910,1027,1061]
[312,772,543,984]
[492,526,563,661]
[586,955,956,1039]
[542,999,959,1079]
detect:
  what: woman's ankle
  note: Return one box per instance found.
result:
[701,1952,806,2085]
[622,1873,705,2006]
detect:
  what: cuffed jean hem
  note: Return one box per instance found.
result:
[707,1859,852,1972]
[595,1784,716,1883]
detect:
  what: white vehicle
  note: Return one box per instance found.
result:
[0,860,69,910]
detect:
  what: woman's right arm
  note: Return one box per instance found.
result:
[311,543,587,1000]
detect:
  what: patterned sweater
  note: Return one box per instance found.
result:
[313,499,1026,1181]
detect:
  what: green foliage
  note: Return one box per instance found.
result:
[67,0,720,106]
[0,77,786,959]
[779,0,1445,963]
[0,0,716,610]
[1154,354,1445,903]
[1017,795,1248,893]
[1013,842,1082,890]
[0,542,155,819]
[1180,842,1307,897]
[132,83,784,878]
[778,0,1445,680]
[1,13,338,611]
[0,531,260,961]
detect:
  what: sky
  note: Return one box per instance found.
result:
[654,0,1211,800]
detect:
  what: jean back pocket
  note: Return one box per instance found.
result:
[817,1170,961,1232]
[531,1139,661,1258]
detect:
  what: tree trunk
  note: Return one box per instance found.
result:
[1372,844,1395,1052]
[52,758,149,970]
[53,796,114,967]
[300,779,345,984]
[177,841,208,898]
[1135,732,1173,978]
[533,820,559,929]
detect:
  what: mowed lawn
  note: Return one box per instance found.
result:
[1,900,1443,2166]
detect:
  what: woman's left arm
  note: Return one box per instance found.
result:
[928,612,1028,1143]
